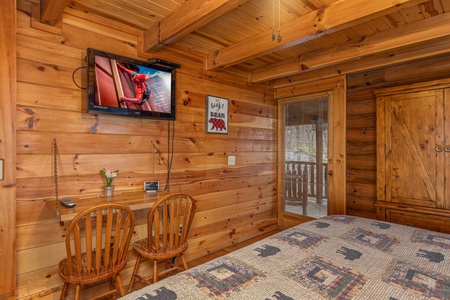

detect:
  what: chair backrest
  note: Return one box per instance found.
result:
[64,203,135,278]
[147,193,197,257]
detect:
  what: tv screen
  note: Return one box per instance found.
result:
[86,48,177,120]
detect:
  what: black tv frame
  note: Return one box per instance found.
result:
[86,48,178,120]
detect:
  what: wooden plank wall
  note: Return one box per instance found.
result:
[15,3,277,299]
[0,0,17,299]
[346,53,450,219]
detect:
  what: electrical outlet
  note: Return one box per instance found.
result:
[228,156,236,166]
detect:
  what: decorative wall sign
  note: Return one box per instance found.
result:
[206,95,228,134]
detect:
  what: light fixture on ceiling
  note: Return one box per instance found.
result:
[272,0,282,42]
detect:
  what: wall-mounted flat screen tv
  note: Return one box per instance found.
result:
[86,48,177,120]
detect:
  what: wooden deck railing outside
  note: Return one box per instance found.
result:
[284,161,328,215]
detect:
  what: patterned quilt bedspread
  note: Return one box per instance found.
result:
[121,215,450,299]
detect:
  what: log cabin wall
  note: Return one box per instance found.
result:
[15,3,277,299]
[10,1,450,299]
[1,0,17,298]
[346,53,450,219]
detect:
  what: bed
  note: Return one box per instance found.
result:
[121,215,450,299]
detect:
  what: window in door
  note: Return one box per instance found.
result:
[283,96,329,218]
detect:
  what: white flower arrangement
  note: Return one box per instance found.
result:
[100,169,119,186]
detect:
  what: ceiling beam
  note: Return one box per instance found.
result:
[272,36,450,89]
[40,0,70,26]
[205,0,428,71]
[142,0,247,53]
[251,11,450,83]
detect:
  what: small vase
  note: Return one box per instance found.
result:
[104,185,115,197]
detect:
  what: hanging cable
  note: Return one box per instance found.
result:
[72,66,87,89]
[272,0,276,41]
[152,122,183,193]
[53,138,60,216]
[165,120,175,192]
[277,0,282,42]
[72,56,87,89]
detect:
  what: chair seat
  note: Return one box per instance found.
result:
[133,237,188,259]
[58,250,127,284]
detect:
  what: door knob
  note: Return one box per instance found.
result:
[436,146,444,152]
[445,146,450,152]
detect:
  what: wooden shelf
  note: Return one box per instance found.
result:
[46,190,171,223]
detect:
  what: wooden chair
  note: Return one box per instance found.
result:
[58,203,135,300]
[128,193,197,292]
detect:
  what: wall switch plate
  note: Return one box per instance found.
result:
[228,156,236,166]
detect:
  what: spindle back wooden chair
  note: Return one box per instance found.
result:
[128,193,197,292]
[58,203,135,300]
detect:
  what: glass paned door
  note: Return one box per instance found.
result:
[283,97,329,218]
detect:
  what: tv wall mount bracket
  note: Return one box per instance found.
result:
[147,58,180,70]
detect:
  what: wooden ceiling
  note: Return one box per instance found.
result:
[39,0,450,85]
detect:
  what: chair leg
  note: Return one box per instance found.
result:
[60,282,69,300]
[180,254,189,270]
[153,259,158,283]
[115,273,126,296]
[128,254,142,293]
[74,284,81,300]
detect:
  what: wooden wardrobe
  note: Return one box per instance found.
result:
[376,78,450,233]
